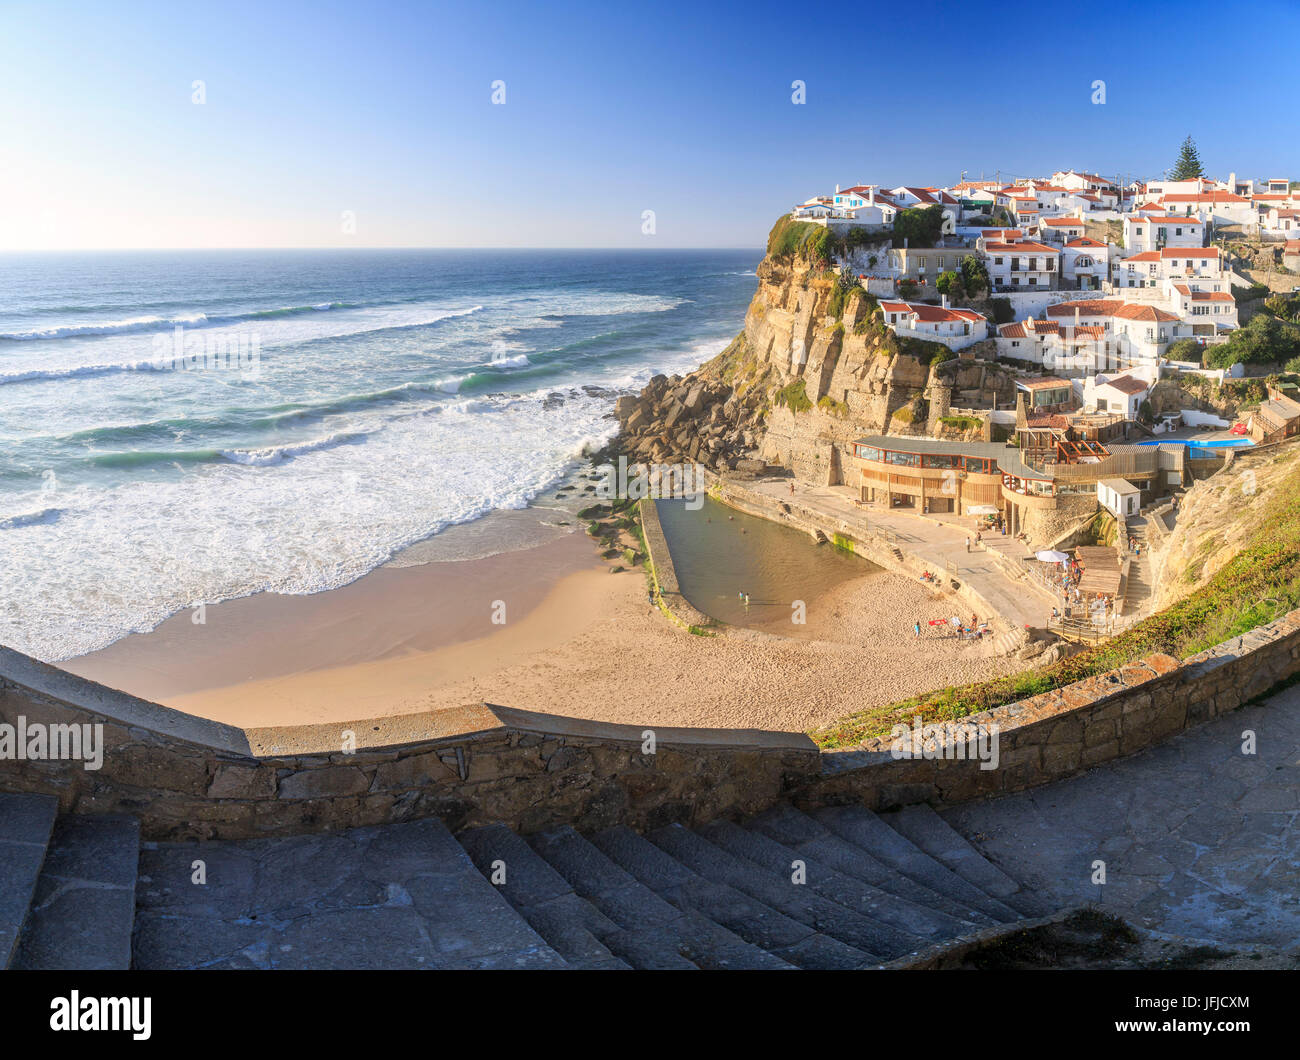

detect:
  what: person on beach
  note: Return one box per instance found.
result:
[965,536,970,552]
[789,482,795,496]
[914,620,921,638]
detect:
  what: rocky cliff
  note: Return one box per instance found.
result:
[612,225,1019,484]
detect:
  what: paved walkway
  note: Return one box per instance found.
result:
[944,682,1300,948]
[746,478,1055,630]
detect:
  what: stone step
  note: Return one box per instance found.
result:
[884,804,1050,916]
[14,815,139,970]
[730,812,981,942]
[646,822,882,968]
[134,818,565,969]
[0,793,58,969]
[587,825,801,966]
[813,806,1023,923]
[457,823,630,969]
[696,819,934,958]
[747,803,996,927]
[526,825,785,970]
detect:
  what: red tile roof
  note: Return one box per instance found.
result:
[1100,375,1149,396]
[985,240,1059,254]
[1044,299,1178,322]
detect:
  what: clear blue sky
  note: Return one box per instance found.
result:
[2,0,1298,249]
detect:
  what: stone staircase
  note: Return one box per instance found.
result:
[0,793,139,969]
[0,792,1049,970]
[1123,517,1153,614]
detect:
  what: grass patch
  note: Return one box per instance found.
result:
[774,377,813,413]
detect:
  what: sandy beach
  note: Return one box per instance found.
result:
[67,519,1024,734]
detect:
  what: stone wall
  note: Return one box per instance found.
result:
[637,498,714,631]
[800,611,1300,810]
[3,605,1299,843]
[0,646,816,841]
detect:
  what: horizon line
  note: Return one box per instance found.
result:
[0,244,768,254]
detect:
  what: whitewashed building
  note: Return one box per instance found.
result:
[983,239,1061,290]
[1122,215,1206,253]
[1061,237,1109,291]
[1114,247,1225,290]
[879,299,989,351]
[1039,216,1087,243]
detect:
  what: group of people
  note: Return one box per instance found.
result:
[913,613,989,641]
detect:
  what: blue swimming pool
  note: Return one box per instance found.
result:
[1139,437,1254,449]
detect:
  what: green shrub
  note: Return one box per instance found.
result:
[817,394,850,417]
[774,377,813,413]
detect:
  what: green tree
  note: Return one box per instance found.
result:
[892,205,945,248]
[936,270,960,297]
[1170,136,1204,181]
[960,254,989,297]
[1203,313,1300,368]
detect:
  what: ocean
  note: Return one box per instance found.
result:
[0,248,760,661]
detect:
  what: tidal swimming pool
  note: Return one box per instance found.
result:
[654,495,879,630]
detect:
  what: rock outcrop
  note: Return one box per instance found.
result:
[612,233,1017,484]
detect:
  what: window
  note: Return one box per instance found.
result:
[994,257,1004,266]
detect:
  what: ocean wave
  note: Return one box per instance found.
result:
[0,507,64,530]
[0,360,170,386]
[246,302,358,319]
[218,430,369,466]
[488,353,530,369]
[0,302,484,345]
[0,313,209,341]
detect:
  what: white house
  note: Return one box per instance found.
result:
[1141,176,1224,201]
[1169,284,1238,332]
[1039,216,1087,244]
[888,187,959,210]
[1053,171,1115,194]
[1088,373,1151,418]
[1061,237,1109,291]
[1264,207,1300,236]
[1122,215,1205,253]
[983,239,1061,290]
[996,318,1112,373]
[1114,247,1225,290]
[1158,191,1255,226]
[1098,478,1141,518]
[1042,299,1189,367]
[878,299,989,351]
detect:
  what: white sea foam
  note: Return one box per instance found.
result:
[0,312,209,341]
[0,385,624,660]
[0,272,739,661]
[218,430,368,466]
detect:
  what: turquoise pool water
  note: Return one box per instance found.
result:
[654,496,879,630]
[1139,437,1253,449]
